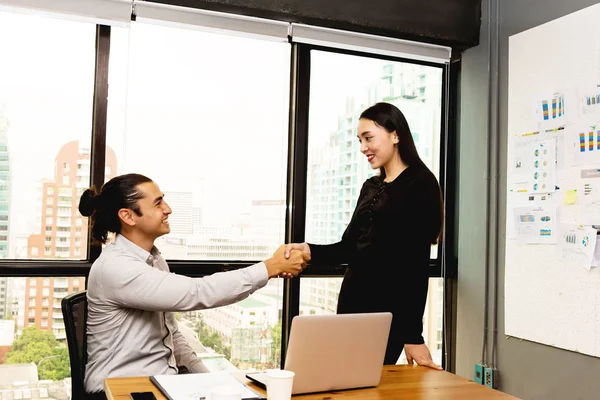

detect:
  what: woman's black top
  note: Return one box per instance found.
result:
[309,165,442,345]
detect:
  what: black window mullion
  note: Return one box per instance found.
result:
[87,25,111,265]
[443,57,459,280]
[280,43,311,368]
[441,55,461,373]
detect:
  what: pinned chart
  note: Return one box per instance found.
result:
[536,92,566,129]
[579,180,600,225]
[541,94,565,120]
[580,86,600,115]
[557,224,597,270]
[511,138,556,193]
[573,125,600,165]
[513,205,556,244]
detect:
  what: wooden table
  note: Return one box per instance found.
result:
[105,365,520,399]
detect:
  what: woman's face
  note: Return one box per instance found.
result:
[356,118,399,170]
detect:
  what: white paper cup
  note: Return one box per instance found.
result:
[210,385,243,400]
[266,369,295,400]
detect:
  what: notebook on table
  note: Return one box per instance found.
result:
[150,371,264,400]
[246,312,392,395]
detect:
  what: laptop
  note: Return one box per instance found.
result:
[246,312,392,395]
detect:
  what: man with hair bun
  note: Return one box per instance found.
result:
[79,173,309,397]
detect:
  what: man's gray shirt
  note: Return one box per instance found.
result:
[84,234,268,393]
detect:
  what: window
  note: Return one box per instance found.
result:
[0,1,451,383]
[107,23,290,263]
[302,50,444,365]
[106,21,292,370]
[0,10,95,261]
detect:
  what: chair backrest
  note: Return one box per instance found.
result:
[61,290,88,400]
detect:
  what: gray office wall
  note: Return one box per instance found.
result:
[456,0,600,399]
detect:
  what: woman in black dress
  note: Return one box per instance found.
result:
[286,102,443,369]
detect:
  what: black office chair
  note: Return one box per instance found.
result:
[61,290,88,400]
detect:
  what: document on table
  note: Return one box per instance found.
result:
[150,372,264,400]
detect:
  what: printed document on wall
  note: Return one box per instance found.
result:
[578,84,600,116]
[534,91,567,130]
[579,177,600,225]
[557,224,597,270]
[511,138,556,193]
[571,123,600,166]
[513,205,557,244]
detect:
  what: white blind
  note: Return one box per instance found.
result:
[290,23,452,64]
[132,1,289,42]
[0,0,133,25]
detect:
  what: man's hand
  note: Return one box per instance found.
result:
[279,243,312,278]
[404,344,443,370]
[264,245,310,278]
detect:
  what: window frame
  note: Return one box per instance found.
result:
[0,16,457,370]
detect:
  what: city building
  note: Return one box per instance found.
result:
[23,141,117,340]
[157,198,284,261]
[0,106,11,320]
[302,62,444,363]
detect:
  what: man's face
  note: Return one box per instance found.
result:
[131,181,172,240]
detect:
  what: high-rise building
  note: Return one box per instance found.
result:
[302,63,444,363]
[0,106,11,320]
[24,141,117,340]
[165,191,193,235]
[0,105,10,259]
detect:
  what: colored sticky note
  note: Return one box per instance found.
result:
[564,190,577,204]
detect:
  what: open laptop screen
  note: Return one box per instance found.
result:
[247,312,392,395]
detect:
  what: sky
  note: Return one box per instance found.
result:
[0,8,439,253]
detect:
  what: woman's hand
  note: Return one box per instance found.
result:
[404,344,443,370]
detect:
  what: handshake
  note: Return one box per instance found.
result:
[264,243,312,279]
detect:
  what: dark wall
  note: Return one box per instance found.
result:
[149,0,482,50]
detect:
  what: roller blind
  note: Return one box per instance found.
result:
[0,0,133,26]
[290,23,451,64]
[132,1,289,42]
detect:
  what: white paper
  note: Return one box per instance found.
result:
[591,236,600,268]
[534,92,567,130]
[557,224,598,270]
[580,178,600,225]
[513,205,557,244]
[578,84,600,116]
[511,138,557,193]
[151,372,261,400]
[571,124,600,166]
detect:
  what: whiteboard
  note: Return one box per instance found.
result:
[506,3,600,356]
